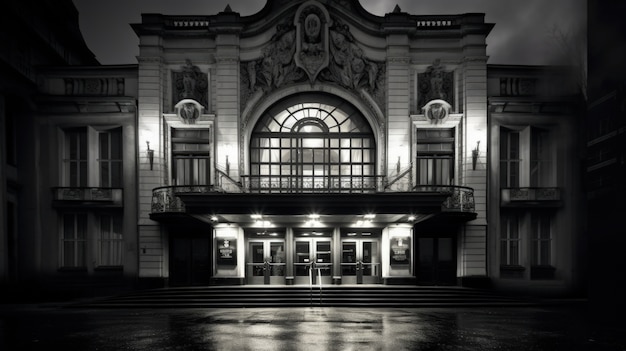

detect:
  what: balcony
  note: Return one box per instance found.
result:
[150,181,476,220]
[151,185,222,213]
[52,187,123,208]
[501,187,562,207]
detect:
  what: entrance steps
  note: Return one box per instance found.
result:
[70,285,538,308]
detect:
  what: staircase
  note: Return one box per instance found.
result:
[69,285,536,308]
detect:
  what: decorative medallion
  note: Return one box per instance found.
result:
[422,99,451,124]
[174,99,203,124]
[294,1,330,84]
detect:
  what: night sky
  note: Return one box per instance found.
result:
[72,0,586,66]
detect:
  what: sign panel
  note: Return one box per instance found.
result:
[390,237,410,265]
[217,238,237,265]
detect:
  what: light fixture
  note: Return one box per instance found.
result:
[364,214,376,220]
[251,214,263,220]
[146,141,154,170]
[472,140,480,170]
[408,215,416,221]
[210,215,219,222]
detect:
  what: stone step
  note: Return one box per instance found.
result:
[70,285,533,308]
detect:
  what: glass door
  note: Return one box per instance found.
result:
[294,236,332,285]
[341,239,380,284]
[246,240,286,285]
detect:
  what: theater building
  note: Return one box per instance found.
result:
[1,0,584,297]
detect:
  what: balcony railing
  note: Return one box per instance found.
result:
[240,175,383,193]
[150,183,476,215]
[501,187,562,207]
[413,185,475,213]
[52,187,123,207]
[151,185,221,213]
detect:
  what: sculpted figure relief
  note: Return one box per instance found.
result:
[418,59,454,110]
[173,59,208,110]
[241,15,385,113]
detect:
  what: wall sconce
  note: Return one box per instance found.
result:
[146,141,154,170]
[472,141,480,170]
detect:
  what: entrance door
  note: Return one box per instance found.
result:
[246,240,286,285]
[294,237,332,285]
[341,239,381,284]
[416,237,456,285]
[170,237,210,286]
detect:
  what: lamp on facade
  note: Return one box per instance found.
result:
[472,140,480,170]
[146,141,154,170]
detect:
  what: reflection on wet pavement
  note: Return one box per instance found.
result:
[1,306,625,350]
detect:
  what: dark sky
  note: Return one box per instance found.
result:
[72,0,586,66]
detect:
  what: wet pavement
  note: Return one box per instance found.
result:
[1,304,625,350]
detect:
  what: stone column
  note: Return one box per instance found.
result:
[136,34,166,282]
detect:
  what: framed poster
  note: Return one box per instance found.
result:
[390,237,410,265]
[217,238,237,266]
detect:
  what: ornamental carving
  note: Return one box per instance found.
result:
[418,59,454,110]
[422,99,451,124]
[174,99,203,124]
[295,2,329,83]
[240,14,385,114]
[172,59,208,110]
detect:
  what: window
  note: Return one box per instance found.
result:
[500,214,520,266]
[172,128,211,185]
[63,126,123,187]
[500,126,554,188]
[99,129,123,187]
[98,214,123,266]
[64,128,88,187]
[530,128,552,187]
[61,213,87,268]
[416,128,454,186]
[250,95,375,193]
[531,213,551,266]
[500,129,520,188]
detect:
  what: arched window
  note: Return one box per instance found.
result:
[249,95,376,193]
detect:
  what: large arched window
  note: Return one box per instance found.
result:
[249,94,376,193]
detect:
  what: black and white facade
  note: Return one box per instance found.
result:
[0,0,584,298]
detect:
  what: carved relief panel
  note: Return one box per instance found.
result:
[417,59,454,111]
[240,2,386,116]
[172,59,209,111]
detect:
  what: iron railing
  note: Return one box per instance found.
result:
[151,183,475,214]
[240,175,383,193]
[413,185,475,212]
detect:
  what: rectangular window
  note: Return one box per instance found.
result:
[531,213,551,266]
[500,214,520,266]
[98,128,123,187]
[98,214,123,266]
[61,213,87,268]
[64,128,88,187]
[530,128,552,187]
[500,128,520,188]
[63,126,123,188]
[172,129,211,185]
[416,128,454,186]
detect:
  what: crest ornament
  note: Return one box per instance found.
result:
[294,1,330,84]
[422,99,452,124]
[174,99,203,124]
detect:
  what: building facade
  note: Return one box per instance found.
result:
[1,0,584,299]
